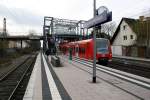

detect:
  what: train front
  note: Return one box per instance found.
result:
[96,38,112,65]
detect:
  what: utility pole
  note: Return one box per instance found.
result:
[146,19,150,58]
[3,18,6,37]
[43,17,46,52]
[93,0,97,83]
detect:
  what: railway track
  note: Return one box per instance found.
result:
[0,55,31,81]
[0,53,37,100]
[107,59,150,79]
[69,56,150,79]
[112,57,150,65]
[65,56,150,89]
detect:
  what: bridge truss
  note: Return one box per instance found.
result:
[43,16,88,52]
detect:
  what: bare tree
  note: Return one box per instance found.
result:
[27,30,41,51]
[28,29,36,36]
[0,31,9,57]
[101,22,117,38]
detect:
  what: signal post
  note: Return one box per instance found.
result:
[84,0,112,83]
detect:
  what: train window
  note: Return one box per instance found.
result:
[79,47,81,53]
[79,47,85,54]
[96,39,108,48]
[96,39,109,53]
[76,47,79,52]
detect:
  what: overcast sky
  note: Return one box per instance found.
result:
[0,0,150,35]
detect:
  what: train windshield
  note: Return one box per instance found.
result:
[96,39,109,53]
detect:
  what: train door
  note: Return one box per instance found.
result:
[75,45,79,57]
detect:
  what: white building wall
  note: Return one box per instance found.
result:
[113,29,122,46]
[113,21,137,46]
[112,20,137,55]
[16,41,28,48]
[112,46,122,56]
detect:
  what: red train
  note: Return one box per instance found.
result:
[60,38,112,65]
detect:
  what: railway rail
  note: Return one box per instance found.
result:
[0,53,37,100]
[107,58,150,79]
[0,55,31,81]
[65,56,150,89]
[112,56,150,64]
[69,56,150,79]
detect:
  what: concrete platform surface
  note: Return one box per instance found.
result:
[23,53,71,100]
[23,53,150,100]
[49,55,150,100]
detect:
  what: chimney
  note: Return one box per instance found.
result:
[146,17,150,21]
[139,16,144,21]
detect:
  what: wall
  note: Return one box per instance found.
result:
[113,21,137,46]
[8,41,17,48]
[112,46,122,56]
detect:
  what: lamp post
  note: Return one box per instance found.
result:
[93,0,97,83]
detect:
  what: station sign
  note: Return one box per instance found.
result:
[97,6,109,16]
[83,6,112,28]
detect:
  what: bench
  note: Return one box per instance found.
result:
[51,56,60,67]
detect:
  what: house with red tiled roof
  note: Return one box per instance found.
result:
[111,16,150,58]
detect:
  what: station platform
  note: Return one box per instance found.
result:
[23,53,150,100]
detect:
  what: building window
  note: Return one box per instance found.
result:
[123,35,127,40]
[130,35,133,39]
[123,25,127,30]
